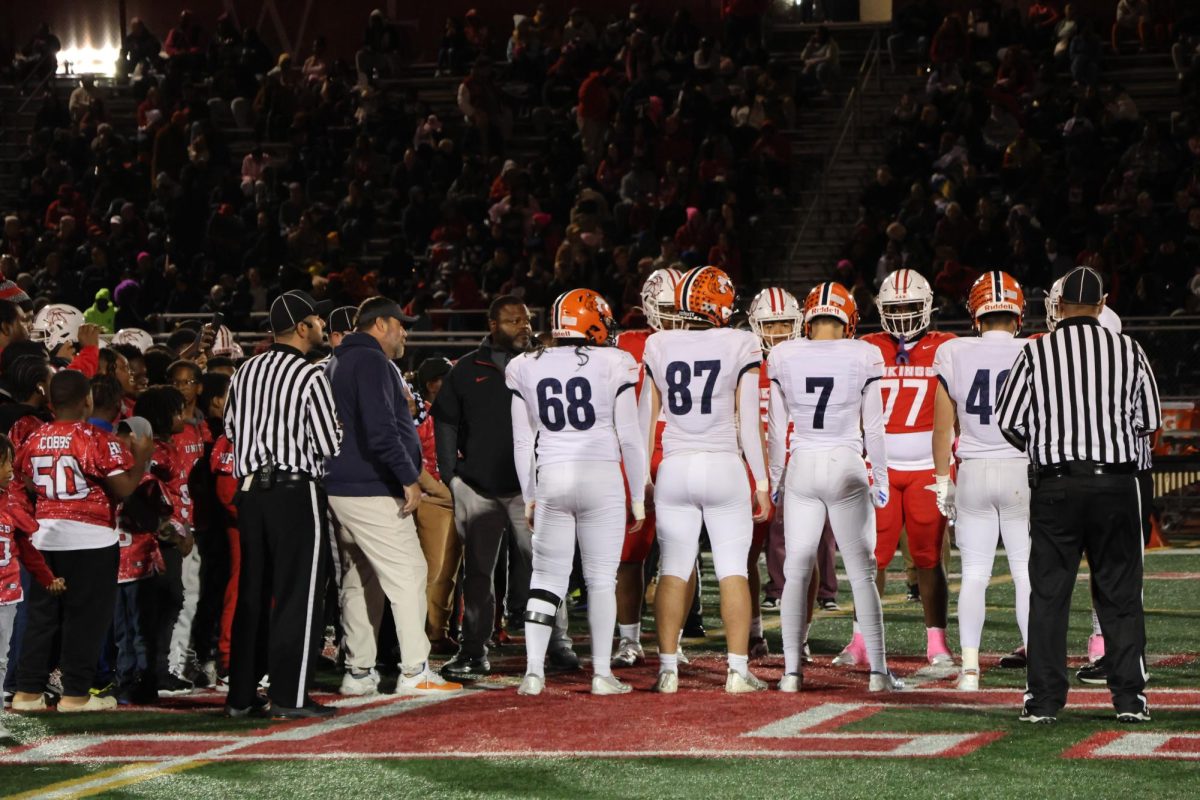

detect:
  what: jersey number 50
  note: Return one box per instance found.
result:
[29,455,90,500]
[537,377,596,431]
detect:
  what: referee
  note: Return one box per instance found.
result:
[224,290,343,719]
[996,266,1161,725]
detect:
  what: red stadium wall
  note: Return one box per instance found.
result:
[0,0,729,65]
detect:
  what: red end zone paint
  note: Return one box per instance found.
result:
[1067,732,1200,760]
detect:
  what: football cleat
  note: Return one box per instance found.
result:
[906,583,921,602]
[749,636,770,661]
[612,637,645,668]
[1019,705,1056,724]
[654,671,679,694]
[778,673,803,693]
[819,598,840,612]
[928,650,955,667]
[1076,659,1108,685]
[158,671,195,697]
[677,647,691,666]
[832,634,867,667]
[761,597,780,611]
[339,668,380,697]
[803,641,814,664]
[1116,705,1151,724]
[998,647,1027,669]
[725,669,768,694]
[957,669,980,692]
[517,674,545,696]
[591,675,632,696]
[869,671,905,692]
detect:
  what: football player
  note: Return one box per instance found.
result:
[507,289,647,696]
[768,282,901,692]
[836,269,956,668]
[641,266,770,694]
[611,268,683,668]
[932,272,1031,690]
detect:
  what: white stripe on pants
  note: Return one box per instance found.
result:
[955,458,1031,651]
[528,461,625,677]
[329,495,431,672]
[781,449,887,675]
[168,547,201,672]
[655,451,752,581]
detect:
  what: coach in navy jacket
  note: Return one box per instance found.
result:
[323,297,444,689]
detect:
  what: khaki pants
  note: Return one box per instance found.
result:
[415,473,460,640]
[330,495,430,672]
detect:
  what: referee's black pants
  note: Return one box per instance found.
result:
[229,477,330,711]
[1026,473,1147,716]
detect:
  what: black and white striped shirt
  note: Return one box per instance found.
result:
[996,317,1161,467]
[224,344,342,479]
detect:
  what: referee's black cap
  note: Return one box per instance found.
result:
[270,290,333,333]
[327,305,358,335]
[1061,266,1106,305]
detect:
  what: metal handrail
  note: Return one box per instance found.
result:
[786,28,883,267]
[17,70,55,114]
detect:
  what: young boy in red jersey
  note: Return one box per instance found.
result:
[11,370,152,713]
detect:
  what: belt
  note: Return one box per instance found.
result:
[1038,461,1137,479]
[240,469,317,491]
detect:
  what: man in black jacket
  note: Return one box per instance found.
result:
[432,296,576,679]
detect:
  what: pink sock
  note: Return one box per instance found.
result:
[926,627,949,654]
[850,631,866,653]
[1088,634,1105,662]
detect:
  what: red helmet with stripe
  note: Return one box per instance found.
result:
[967,271,1025,331]
[551,288,616,345]
[675,266,736,328]
[747,287,803,350]
[803,282,858,338]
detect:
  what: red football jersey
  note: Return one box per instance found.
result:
[9,413,47,450]
[150,439,192,527]
[16,421,134,529]
[210,434,235,476]
[616,328,653,397]
[860,330,956,469]
[117,529,164,583]
[173,418,211,528]
[0,488,54,604]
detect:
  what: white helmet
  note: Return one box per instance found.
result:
[32,304,84,352]
[640,267,684,331]
[211,325,245,359]
[747,287,803,350]
[111,327,155,353]
[876,269,933,339]
[1045,277,1064,332]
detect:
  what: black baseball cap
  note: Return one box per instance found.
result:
[270,290,333,334]
[327,305,358,335]
[1061,266,1105,305]
[416,356,452,388]
[355,298,417,328]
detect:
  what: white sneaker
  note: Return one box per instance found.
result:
[612,638,645,668]
[725,669,767,694]
[928,651,955,667]
[802,641,814,664]
[58,695,118,713]
[956,670,980,691]
[591,674,632,696]
[517,674,545,696]
[869,670,905,692]
[654,671,679,694]
[339,669,380,697]
[397,667,462,694]
[677,647,690,666]
[778,672,802,693]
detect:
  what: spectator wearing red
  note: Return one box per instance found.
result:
[577,70,612,167]
[934,257,980,302]
[930,14,970,67]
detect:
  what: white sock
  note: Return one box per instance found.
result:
[728,652,749,677]
[524,597,558,678]
[619,623,640,642]
[781,566,811,675]
[962,647,980,672]
[1091,608,1103,636]
[659,652,678,674]
[587,586,618,679]
[750,615,763,639]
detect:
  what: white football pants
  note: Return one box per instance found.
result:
[955,458,1031,652]
[528,461,626,676]
[781,448,887,675]
[654,451,752,581]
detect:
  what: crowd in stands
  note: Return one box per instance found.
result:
[842,0,1200,325]
[0,2,802,351]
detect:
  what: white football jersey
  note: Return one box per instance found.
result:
[643,328,762,457]
[933,331,1027,459]
[767,338,885,454]
[506,346,640,466]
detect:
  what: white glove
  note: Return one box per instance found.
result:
[871,481,890,509]
[631,501,646,521]
[926,473,956,521]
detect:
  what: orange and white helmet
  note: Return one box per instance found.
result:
[31,304,84,351]
[640,267,684,330]
[110,327,155,353]
[675,266,736,328]
[551,288,616,346]
[876,269,933,339]
[211,325,245,359]
[968,271,1025,330]
[747,287,803,350]
[803,282,859,338]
